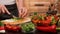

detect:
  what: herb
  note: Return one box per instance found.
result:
[0,21,4,26]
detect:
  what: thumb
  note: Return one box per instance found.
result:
[1,7,5,13]
[19,10,22,17]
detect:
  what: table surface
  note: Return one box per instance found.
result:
[0,30,57,34]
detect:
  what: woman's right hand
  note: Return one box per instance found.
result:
[0,4,11,14]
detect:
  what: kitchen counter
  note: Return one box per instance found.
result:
[0,30,57,34]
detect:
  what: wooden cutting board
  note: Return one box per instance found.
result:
[1,17,31,25]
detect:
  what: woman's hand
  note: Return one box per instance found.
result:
[0,4,5,13]
[0,4,11,14]
[19,7,28,18]
[16,0,28,18]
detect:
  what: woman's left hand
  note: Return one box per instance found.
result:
[18,7,28,18]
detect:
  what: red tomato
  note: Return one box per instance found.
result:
[46,16,51,20]
[11,26,20,31]
[6,24,12,29]
[0,26,5,30]
[32,19,39,24]
[54,15,59,21]
[42,20,51,26]
[39,17,51,26]
[12,27,18,30]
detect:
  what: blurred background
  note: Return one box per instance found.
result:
[23,0,60,15]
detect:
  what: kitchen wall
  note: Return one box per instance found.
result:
[57,0,60,14]
[23,0,57,15]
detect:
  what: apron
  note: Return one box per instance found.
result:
[0,3,18,20]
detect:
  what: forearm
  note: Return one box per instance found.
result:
[16,0,24,11]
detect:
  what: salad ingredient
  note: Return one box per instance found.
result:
[36,25,56,32]
[21,22,35,33]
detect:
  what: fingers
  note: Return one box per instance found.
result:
[19,8,28,18]
[1,7,5,13]
[0,6,1,14]
[0,5,10,14]
[0,4,5,14]
[3,5,11,15]
[21,8,28,18]
[19,9,22,17]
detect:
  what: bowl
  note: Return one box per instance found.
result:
[21,22,36,33]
